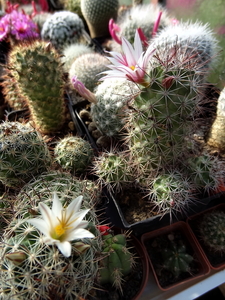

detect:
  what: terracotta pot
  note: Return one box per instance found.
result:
[187,203,225,271]
[141,221,210,291]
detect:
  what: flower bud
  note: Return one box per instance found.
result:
[5,251,27,265]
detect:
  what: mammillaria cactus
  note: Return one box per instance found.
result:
[0,121,51,188]
[98,232,134,291]
[80,0,119,38]
[199,210,225,253]
[41,10,85,51]
[54,136,94,175]
[6,40,66,134]
[0,171,102,299]
[69,52,110,92]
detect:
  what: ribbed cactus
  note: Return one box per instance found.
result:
[69,53,110,92]
[62,43,94,72]
[54,136,94,175]
[207,87,225,153]
[199,210,225,253]
[91,78,139,137]
[0,171,102,300]
[0,121,51,188]
[161,240,193,277]
[80,0,119,38]
[7,40,66,134]
[41,11,85,51]
[98,232,134,291]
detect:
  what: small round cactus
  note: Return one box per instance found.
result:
[69,52,110,92]
[0,121,51,188]
[81,0,119,38]
[54,136,94,175]
[98,232,134,291]
[41,11,85,51]
[199,210,225,253]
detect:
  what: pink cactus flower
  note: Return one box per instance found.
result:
[71,76,97,104]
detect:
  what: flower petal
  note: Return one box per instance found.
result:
[134,30,143,59]
[56,241,72,257]
[67,195,83,215]
[39,202,55,229]
[67,228,95,241]
[121,36,137,67]
[27,218,49,237]
[69,209,90,228]
[52,192,62,218]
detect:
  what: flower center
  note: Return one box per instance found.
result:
[54,223,66,237]
[130,65,135,70]
[51,210,76,240]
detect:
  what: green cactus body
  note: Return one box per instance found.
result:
[62,0,82,17]
[91,78,139,137]
[0,121,51,188]
[199,210,225,252]
[41,11,85,51]
[81,0,119,38]
[8,40,66,134]
[126,66,198,177]
[54,136,94,175]
[99,233,134,291]
[0,171,102,299]
[207,87,225,153]
[161,242,193,277]
[69,53,110,92]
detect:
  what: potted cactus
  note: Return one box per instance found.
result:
[187,202,225,271]
[141,221,210,291]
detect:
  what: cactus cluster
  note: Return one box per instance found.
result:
[0,171,102,300]
[6,40,66,134]
[54,136,94,175]
[0,121,51,188]
[199,210,225,253]
[98,232,134,291]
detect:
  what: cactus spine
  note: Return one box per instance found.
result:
[0,121,51,188]
[7,40,66,134]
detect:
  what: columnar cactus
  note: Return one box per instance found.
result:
[0,121,51,188]
[7,40,66,134]
[98,232,134,291]
[41,11,85,51]
[54,136,94,175]
[80,0,119,38]
[207,87,225,153]
[69,53,110,92]
[199,210,225,253]
[0,171,102,300]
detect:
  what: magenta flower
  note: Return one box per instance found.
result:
[71,76,97,104]
[100,30,155,86]
[0,18,9,41]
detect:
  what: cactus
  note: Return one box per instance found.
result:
[7,40,66,134]
[149,21,219,72]
[61,43,94,72]
[54,136,94,175]
[199,210,225,253]
[0,121,51,188]
[61,0,83,18]
[69,53,110,92]
[80,0,119,38]
[161,239,193,278]
[41,11,85,51]
[98,232,134,291]
[0,172,102,299]
[207,87,225,153]
[91,78,139,137]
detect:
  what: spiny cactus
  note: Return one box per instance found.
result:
[149,21,219,72]
[161,239,193,278]
[0,121,51,188]
[80,0,119,38]
[61,0,83,18]
[0,171,102,300]
[199,210,225,253]
[61,43,94,72]
[69,53,110,92]
[91,78,139,137]
[54,136,94,175]
[98,232,134,291]
[41,11,85,51]
[7,40,66,134]
[207,87,225,153]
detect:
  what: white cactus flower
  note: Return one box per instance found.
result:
[27,192,95,257]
